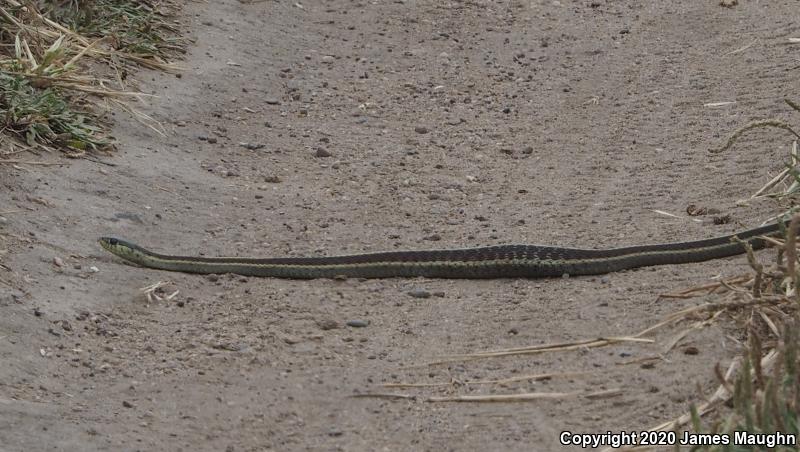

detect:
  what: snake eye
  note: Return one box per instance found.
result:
[109,238,118,245]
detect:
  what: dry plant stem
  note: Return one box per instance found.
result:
[382,382,453,388]
[749,330,764,390]
[733,237,762,297]
[722,38,758,56]
[584,389,624,400]
[350,393,417,401]
[753,166,792,198]
[670,297,787,319]
[635,296,785,346]
[426,392,578,403]
[758,310,781,337]
[710,119,800,153]
[433,337,652,364]
[787,214,800,304]
[426,389,622,403]
[383,370,594,388]
[0,160,62,166]
[469,370,593,386]
[140,280,177,303]
[476,336,653,354]
[719,278,748,294]
[659,275,751,299]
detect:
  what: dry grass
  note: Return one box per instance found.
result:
[0,0,183,156]
[603,101,800,451]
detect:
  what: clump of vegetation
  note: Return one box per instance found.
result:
[0,0,182,155]
[40,0,184,61]
[663,101,800,450]
[690,320,800,451]
[0,32,109,151]
[0,70,105,150]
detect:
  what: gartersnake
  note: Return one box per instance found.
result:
[99,221,783,279]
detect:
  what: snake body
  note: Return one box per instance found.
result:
[99,222,782,279]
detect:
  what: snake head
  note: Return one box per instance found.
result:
[99,237,153,267]
[98,237,120,251]
[99,237,144,256]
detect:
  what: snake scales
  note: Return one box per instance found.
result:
[99,221,783,279]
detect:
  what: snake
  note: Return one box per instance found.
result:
[98,220,784,279]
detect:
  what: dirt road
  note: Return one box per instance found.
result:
[2,1,799,450]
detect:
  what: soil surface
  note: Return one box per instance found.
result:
[2,1,800,451]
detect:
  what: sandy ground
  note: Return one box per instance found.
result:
[2,1,800,451]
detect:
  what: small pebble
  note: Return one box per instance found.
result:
[683,346,700,355]
[53,257,64,268]
[423,234,441,241]
[282,335,302,344]
[207,137,218,144]
[314,148,332,158]
[407,289,431,299]
[316,319,341,330]
[414,126,429,134]
[88,266,99,273]
[122,400,134,408]
[346,319,369,328]
[240,142,265,150]
[265,98,281,105]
